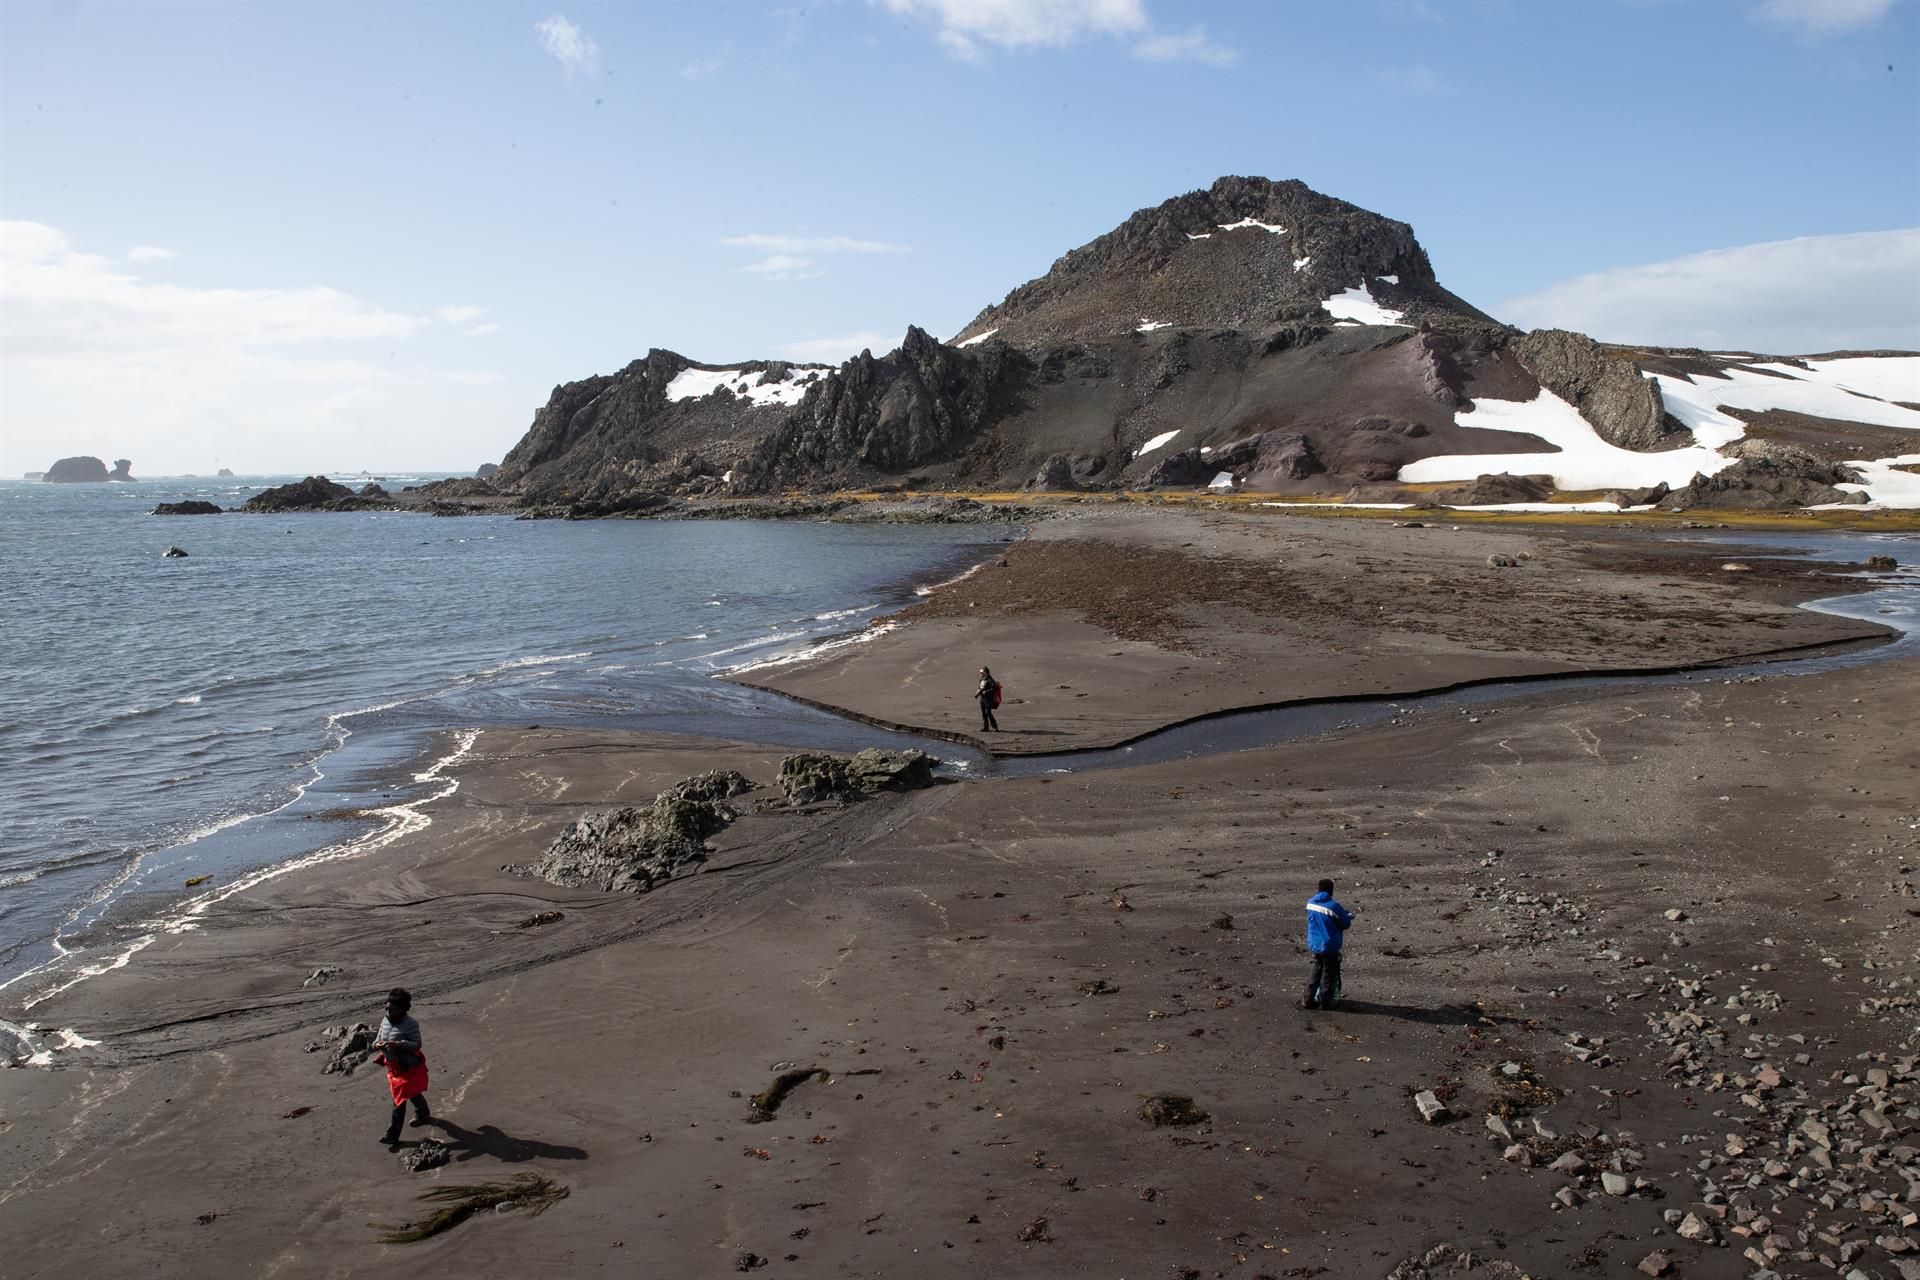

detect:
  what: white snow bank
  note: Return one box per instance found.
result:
[1136,319,1171,333]
[1135,429,1180,457]
[1803,356,1920,403]
[1400,388,1736,490]
[1829,453,1920,508]
[957,328,998,348]
[1207,471,1237,491]
[1218,217,1285,235]
[1654,364,1920,445]
[1323,283,1408,327]
[1293,256,1312,272]
[1186,232,1212,240]
[667,364,827,408]
[1258,501,1413,510]
[1377,274,1399,285]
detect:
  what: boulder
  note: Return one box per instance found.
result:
[777,749,938,805]
[163,546,188,558]
[475,463,500,480]
[522,770,755,893]
[1029,454,1080,491]
[359,483,389,499]
[1513,329,1675,450]
[1867,555,1899,571]
[152,501,223,515]
[45,456,111,483]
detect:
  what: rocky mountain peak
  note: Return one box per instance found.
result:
[954,175,1491,348]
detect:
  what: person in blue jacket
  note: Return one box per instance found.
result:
[1303,878,1356,1010]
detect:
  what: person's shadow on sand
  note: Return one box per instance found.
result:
[1327,1000,1489,1026]
[423,1119,589,1164]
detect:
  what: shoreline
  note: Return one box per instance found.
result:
[3,504,1918,1279]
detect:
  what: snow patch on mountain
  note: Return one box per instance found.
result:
[1399,389,1736,490]
[1323,283,1408,327]
[1217,217,1286,235]
[957,329,998,348]
[1831,453,1920,508]
[1135,430,1181,457]
[1136,319,1171,333]
[667,364,828,408]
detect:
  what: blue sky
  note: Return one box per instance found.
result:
[2,0,1916,473]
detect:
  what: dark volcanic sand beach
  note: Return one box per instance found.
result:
[3,509,1916,1280]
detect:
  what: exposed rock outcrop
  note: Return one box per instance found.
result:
[777,749,939,805]
[45,456,111,483]
[1513,329,1674,450]
[1144,430,1321,489]
[474,463,499,480]
[152,500,224,515]
[519,770,755,893]
[242,476,396,513]
[1431,473,1556,506]
[108,459,135,482]
[737,328,1022,493]
[1659,456,1867,511]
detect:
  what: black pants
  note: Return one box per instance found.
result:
[1304,950,1342,1009]
[979,701,998,731]
[386,1094,431,1138]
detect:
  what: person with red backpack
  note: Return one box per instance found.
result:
[977,666,1002,732]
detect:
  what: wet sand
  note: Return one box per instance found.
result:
[737,508,1892,753]
[2,510,1915,1280]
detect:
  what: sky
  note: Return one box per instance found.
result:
[1,0,1917,475]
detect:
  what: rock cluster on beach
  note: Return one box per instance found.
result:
[777,749,938,805]
[521,769,756,893]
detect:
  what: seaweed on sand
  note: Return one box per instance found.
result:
[749,1067,828,1123]
[376,1173,569,1243]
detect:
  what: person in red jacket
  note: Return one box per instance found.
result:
[373,987,432,1146]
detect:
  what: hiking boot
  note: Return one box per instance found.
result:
[409,1104,433,1128]
[380,1128,401,1146]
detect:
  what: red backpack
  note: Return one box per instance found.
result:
[991,680,1003,708]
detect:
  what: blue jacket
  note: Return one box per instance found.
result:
[1306,891,1353,953]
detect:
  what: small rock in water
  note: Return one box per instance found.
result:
[164,546,189,558]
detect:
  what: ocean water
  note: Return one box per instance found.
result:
[0,477,1009,993]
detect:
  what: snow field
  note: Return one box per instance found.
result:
[957,328,998,348]
[1136,319,1171,333]
[1217,216,1286,235]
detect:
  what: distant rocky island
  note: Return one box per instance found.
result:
[43,456,135,483]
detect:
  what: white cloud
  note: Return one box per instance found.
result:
[679,55,724,80]
[434,304,484,324]
[0,221,514,474]
[1752,0,1895,34]
[465,323,500,336]
[127,245,177,262]
[1131,25,1237,65]
[721,233,908,254]
[781,330,902,361]
[535,15,601,75]
[881,0,1149,58]
[1499,228,1920,355]
[743,254,823,280]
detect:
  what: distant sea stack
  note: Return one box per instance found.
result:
[109,459,135,481]
[45,456,114,483]
[216,468,235,477]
